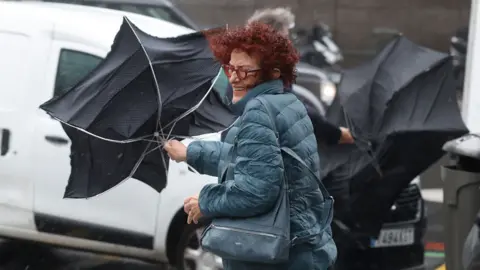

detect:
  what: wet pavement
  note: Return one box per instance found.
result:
[0,240,167,270]
[0,171,447,270]
[422,161,446,270]
[0,200,445,270]
[0,205,446,270]
[424,200,446,269]
[0,242,444,270]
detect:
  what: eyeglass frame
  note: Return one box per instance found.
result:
[222,64,262,80]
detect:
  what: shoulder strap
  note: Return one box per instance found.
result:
[256,96,287,190]
[257,96,280,140]
[257,96,331,197]
[280,147,331,197]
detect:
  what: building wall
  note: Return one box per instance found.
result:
[176,0,471,66]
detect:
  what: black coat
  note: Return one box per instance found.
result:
[291,87,342,145]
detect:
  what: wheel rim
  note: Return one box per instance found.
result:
[183,227,223,270]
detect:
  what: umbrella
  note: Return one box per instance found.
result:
[319,36,469,236]
[40,17,236,198]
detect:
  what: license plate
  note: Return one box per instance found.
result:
[370,227,415,248]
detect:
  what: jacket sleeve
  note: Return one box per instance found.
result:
[198,100,283,218]
[186,141,223,176]
[305,102,342,145]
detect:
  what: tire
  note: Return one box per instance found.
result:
[175,223,223,270]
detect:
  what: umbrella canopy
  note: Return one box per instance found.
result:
[40,17,236,198]
[320,36,469,235]
[339,36,451,139]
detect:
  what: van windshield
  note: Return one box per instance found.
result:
[41,0,195,29]
[104,3,194,29]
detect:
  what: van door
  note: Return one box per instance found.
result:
[0,30,38,230]
[32,40,158,249]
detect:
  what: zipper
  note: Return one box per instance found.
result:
[210,224,277,238]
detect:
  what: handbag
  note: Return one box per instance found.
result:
[200,96,333,263]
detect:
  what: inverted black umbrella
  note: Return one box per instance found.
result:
[319,36,469,236]
[40,17,236,198]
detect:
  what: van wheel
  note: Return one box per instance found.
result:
[175,223,223,270]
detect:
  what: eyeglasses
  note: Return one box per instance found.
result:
[222,64,261,80]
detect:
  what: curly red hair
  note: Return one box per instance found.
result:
[207,22,299,87]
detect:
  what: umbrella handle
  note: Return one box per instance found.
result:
[343,110,383,177]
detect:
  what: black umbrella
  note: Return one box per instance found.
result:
[320,36,469,236]
[40,17,236,198]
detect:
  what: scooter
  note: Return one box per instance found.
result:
[292,22,344,74]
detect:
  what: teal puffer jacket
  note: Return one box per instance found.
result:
[186,79,336,269]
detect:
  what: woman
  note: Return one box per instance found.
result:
[164,22,336,270]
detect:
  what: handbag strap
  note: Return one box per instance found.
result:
[257,96,331,198]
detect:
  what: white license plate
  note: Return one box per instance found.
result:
[370,227,415,248]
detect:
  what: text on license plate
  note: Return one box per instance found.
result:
[370,227,415,248]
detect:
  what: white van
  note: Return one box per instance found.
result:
[0,1,222,269]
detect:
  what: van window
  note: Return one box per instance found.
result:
[54,49,102,97]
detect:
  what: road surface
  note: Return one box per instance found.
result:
[421,158,446,269]
[0,164,448,270]
[0,241,167,270]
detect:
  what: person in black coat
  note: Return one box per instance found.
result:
[247,7,353,145]
[300,91,353,145]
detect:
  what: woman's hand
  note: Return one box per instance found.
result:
[184,194,198,213]
[338,127,354,144]
[184,194,203,224]
[164,140,187,162]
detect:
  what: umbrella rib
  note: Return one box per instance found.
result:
[399,80,421,126]
[127,140,156,184]
[51,114,152,143]
[142,134,194,142]
[124,17,167,142]
[422,66,448,124]
[147,139,199,174]
[367,38,402,136]
[156,134,169,178]
[161,67,223,137]
[75,139,155,199]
